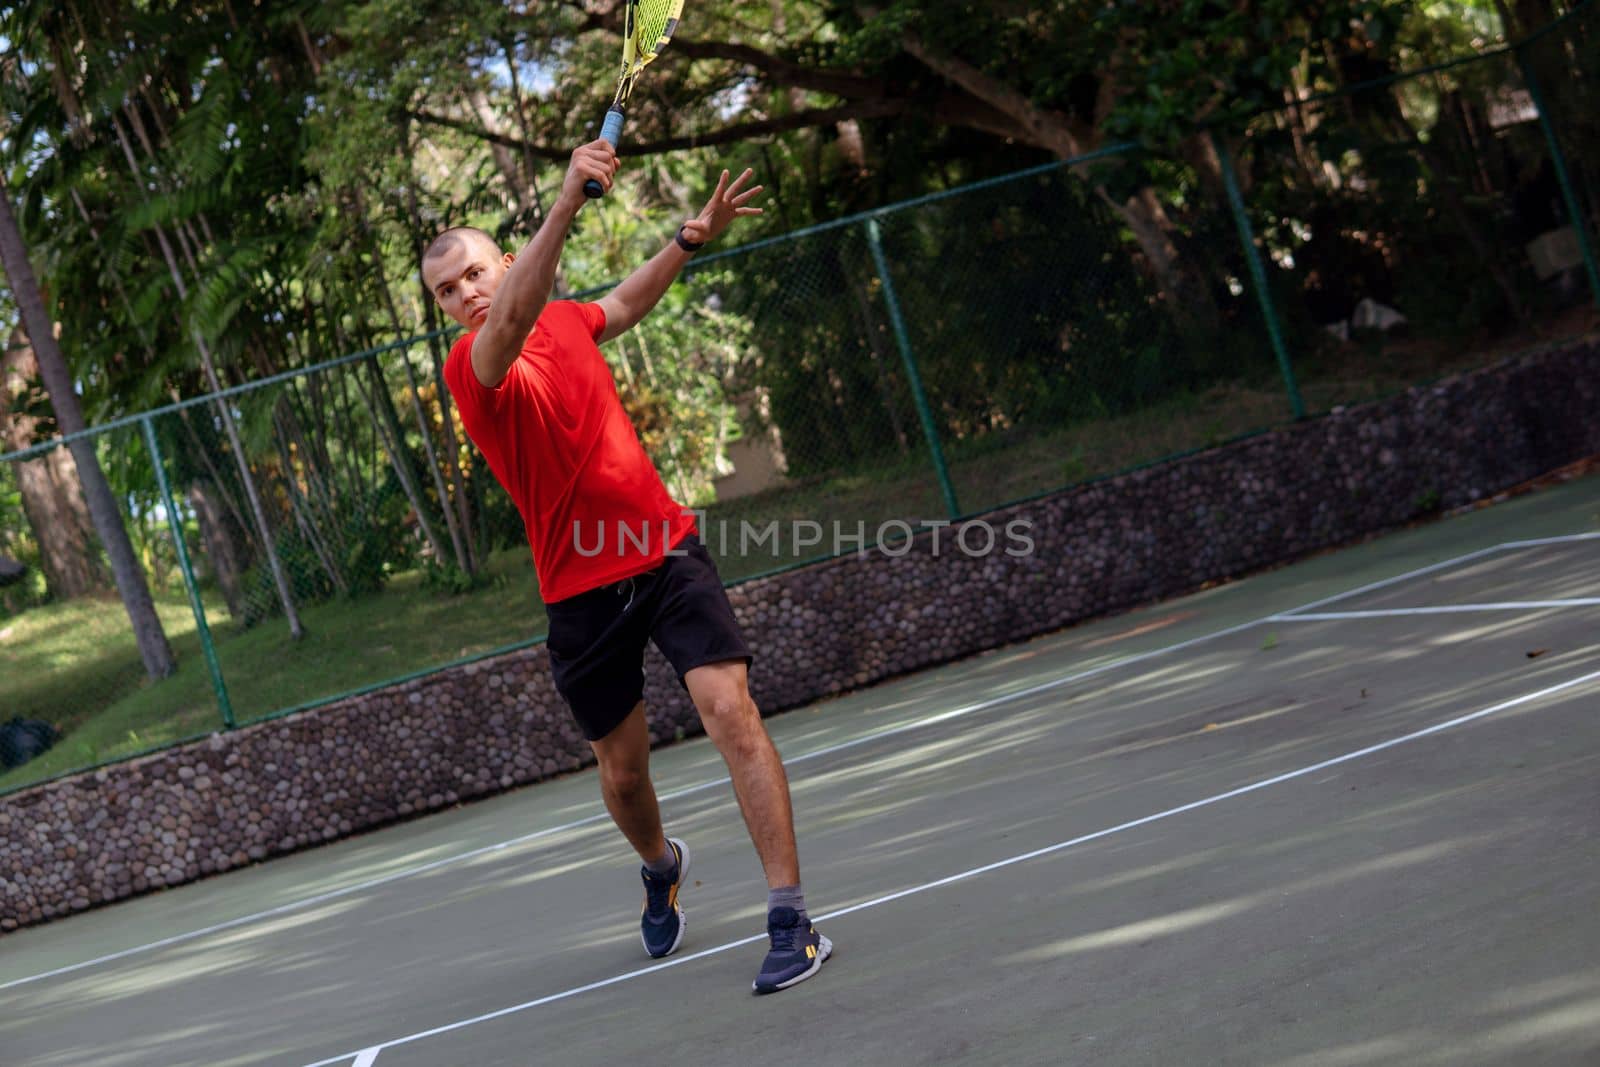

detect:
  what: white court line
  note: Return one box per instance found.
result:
[302,664,1600,1067]
[1501,532,1600,548]
[1274,599,1600,621]
[1272,544,1509,618]
[1270,530,1598,619]
[4,530,1593,993]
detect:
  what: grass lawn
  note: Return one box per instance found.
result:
[0,548,548,793]
[2,321,1587,794]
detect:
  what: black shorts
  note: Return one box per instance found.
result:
[545,533,752,742]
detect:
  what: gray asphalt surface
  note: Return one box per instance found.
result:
[3,473,1598,1067]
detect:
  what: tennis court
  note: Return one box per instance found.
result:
[3,472,1598,1067]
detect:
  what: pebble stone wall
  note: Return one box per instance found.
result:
[3,339,1597,932]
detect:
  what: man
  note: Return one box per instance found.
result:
[422,140,831,995]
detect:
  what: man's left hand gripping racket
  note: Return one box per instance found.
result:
[584,0,685,199]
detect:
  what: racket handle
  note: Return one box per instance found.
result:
[584,108,626,199]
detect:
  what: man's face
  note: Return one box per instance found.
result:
[423,232,514,330]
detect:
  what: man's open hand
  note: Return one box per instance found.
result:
[680,168,764,247]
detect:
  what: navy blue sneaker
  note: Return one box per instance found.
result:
[640,838,690,959]
[752,906,832,994]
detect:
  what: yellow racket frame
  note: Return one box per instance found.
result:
[585,0,684,197]
[614,0,684,107]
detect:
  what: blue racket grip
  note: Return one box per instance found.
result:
[583,108,625,199]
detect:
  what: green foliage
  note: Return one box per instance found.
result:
[421,558,493,596]
[848,1,1404,149]
[342,478,416,596]
[3,0,1554,456]
[233,458,417,625]
[0,466,49,614]
[709,165,1259,480]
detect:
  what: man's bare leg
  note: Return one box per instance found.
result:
[589,701,667,863]
[683,660,799,887]
[592,700,689,959]
[686,659,830,992]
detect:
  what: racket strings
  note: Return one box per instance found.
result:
[608,0,681,109]
[631,0,682,63]
[600,0,683,118]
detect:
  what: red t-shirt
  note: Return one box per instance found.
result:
[443,300,695,603]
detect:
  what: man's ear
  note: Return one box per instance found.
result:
[503,252,516,267]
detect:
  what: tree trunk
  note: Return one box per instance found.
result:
[2,327,111,598]
[362,219,471,572]
[273,413,348,596]
[840,246,911,454]
[1099,187,1225,336]
[16,447,109,598]
[1504,0,1560,35]
[471,83,539,229]
[0,176,176,678]
[188,478,249,617]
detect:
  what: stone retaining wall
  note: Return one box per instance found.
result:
[3,339,1597,931]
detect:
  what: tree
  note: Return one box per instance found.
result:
[3,0,472,618]
[0,172,176,679]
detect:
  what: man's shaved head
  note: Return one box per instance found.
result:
[422,226,500,268]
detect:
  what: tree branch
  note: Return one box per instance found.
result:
[899,32,1095,158]
[669,36,889,101]
[409,102,909,158]
[409,110,569,158]
[629,101,907,153]
[929,93,1035,144]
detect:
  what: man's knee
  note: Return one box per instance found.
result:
[599,759,650,799]
[701,693,772,762]
[700,690,759,731]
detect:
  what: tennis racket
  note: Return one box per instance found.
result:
[584,0,685,199]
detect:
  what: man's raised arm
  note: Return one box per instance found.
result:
[471,141,619,388]
[596,167,764,345]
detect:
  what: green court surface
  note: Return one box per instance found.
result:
[3,472,1599,1067]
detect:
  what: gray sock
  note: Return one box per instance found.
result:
[645,841,678,878]
[767,884,806,918]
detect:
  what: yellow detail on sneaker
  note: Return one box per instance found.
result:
[806,945,816,959]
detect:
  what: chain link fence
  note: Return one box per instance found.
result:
[3,11,1597,792]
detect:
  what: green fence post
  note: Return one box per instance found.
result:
[1516,48,1600,310]
[864,216,962,519]
[1212,131,1306,420]
[142,415,235,730]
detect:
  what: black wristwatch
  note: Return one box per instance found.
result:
[675,225,705,253]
